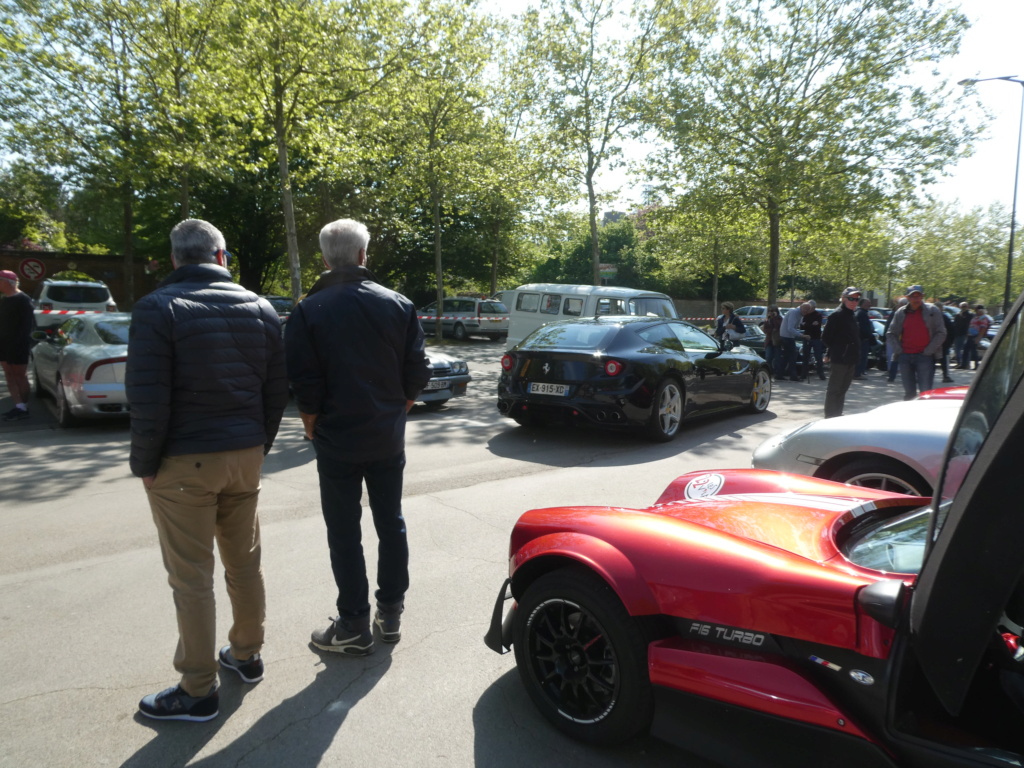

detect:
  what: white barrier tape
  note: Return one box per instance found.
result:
[418,315,510,321]
[35,309,106,315]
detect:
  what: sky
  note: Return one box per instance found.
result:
[586,0,1024,213]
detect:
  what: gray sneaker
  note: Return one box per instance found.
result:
[311,615,374,656]
[218,646,264,683]
[373,601,403,644]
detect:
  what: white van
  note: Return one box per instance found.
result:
[504,283,677,349]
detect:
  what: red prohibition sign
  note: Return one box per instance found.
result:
[18,257,46,282]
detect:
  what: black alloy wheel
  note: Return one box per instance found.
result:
[512,567,653,745]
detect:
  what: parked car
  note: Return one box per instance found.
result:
[33,279,118,329]
[30,313,131,426]
[485,292,1024,767]
[418,297,509,341]
[259,294,293,319]
[733,322,766,357]
[417,350,471,409]
[497,316,772,441]
[752,395,963,496]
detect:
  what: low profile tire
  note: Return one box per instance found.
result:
[746,367,772,413]
[32,364,46,398]
[56,378,77,428]
[646,378,682,442]
[453,323,468,341]
[826,457,929,496]
[512,567,653,746]
[423,398,449,410]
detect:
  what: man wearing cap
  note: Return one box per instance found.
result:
[952,301,972,368]
[0,270,35,421]
[822,287,862,417]
[886,285,946,400]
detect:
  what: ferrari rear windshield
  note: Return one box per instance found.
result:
[521,323,619,350]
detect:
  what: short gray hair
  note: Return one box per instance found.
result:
[170,219,225,265]
[320,219,370,269]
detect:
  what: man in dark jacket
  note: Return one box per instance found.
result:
[822,287,862,418]
[854,297,875,379]
[127,219,287,722]
[285,218,430,657]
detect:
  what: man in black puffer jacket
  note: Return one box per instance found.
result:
[127,219,287,723]
[286,218,430,657]
[822,287,862,418]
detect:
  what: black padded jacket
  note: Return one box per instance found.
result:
[126,263,288,477]
[284,265,430,463]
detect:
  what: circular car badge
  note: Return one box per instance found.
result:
[849,669,875,686]
[684,473,726,499]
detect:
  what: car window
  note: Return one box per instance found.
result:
[516,293,540,312]
[520,322,618,350]
[94,319,131,345]
[441,300,456,312]
[637,323,683,352]
[563,298,583,316]
[843,505,933,573]
[539,294,561,314]
[937,309,1024,510]
[669,322,719,352]
[480,301,507,314]
[596,298,630,316]
[44,285,110,303]
[631,297,677,318]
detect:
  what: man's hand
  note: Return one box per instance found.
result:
[300,411,318,440]
[406,399,415,413]
[142,476,155,491]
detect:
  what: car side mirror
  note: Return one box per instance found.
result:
[858,579,907,628]
[31,330,49,341]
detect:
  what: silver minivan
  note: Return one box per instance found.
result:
[418,297,509,341]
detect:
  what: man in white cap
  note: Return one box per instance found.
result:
[0,270,35,421]
[886,285,946,400]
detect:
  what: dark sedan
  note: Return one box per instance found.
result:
[497,316,772,441]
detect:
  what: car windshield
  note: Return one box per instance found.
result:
[44,285,109,303]
[934,309,1024,527]
[843,504,940,574]
[94,320,130,345]
[520,322,618,350]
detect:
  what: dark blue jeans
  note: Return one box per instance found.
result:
[898,353,935,400]
[780,337,798,378]
[315,449,409,619]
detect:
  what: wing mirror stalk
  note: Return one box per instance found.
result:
[858,579,907,628]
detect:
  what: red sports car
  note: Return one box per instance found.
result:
[486,294,1024,767]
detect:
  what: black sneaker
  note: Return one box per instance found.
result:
[1,407,28,422]
[374,602,403,644]
[311,616,374,656]
[138,684,219,722]
[218,646,264,683]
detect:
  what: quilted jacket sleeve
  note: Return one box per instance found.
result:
[125,296,173,477]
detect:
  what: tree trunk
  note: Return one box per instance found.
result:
[767,198,781,305]
[122,178,135,306]
[711,235,719,317]
[587,171,600,286]
[275,94,302,302]
[432,176,444,340]
[178,169,190,221]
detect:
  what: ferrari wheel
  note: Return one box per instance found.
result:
[746,368,772,413]
[827,457,929,496]
[513,567,653,745]
[56,378,77,428]
[453,323,468,341]
[646,378,682,442]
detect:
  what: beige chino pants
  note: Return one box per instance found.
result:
[146,445,266,697]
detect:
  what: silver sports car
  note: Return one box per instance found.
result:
[31,313,131,426]
[751,396,964,496]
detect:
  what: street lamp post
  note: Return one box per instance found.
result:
[959,75,1024,315]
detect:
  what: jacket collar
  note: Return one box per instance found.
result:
[159,263,233,287]
[306,264,379,297]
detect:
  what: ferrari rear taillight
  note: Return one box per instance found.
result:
[501,354,514,371]
[604,359,624,376]
[85,356,127,381]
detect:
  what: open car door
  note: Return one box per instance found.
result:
[910,298,1024,717]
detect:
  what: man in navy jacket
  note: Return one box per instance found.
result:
[286,218,430,656]
[127,219,287,722]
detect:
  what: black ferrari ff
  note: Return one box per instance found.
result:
[497,316,772,441]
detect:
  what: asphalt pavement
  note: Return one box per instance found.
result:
[0,345,976,768]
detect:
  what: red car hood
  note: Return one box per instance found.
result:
[648,470,916,564]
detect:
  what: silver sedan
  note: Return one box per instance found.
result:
[751,396,964,496]
[31,313,131,426]
[418,350,472,409]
